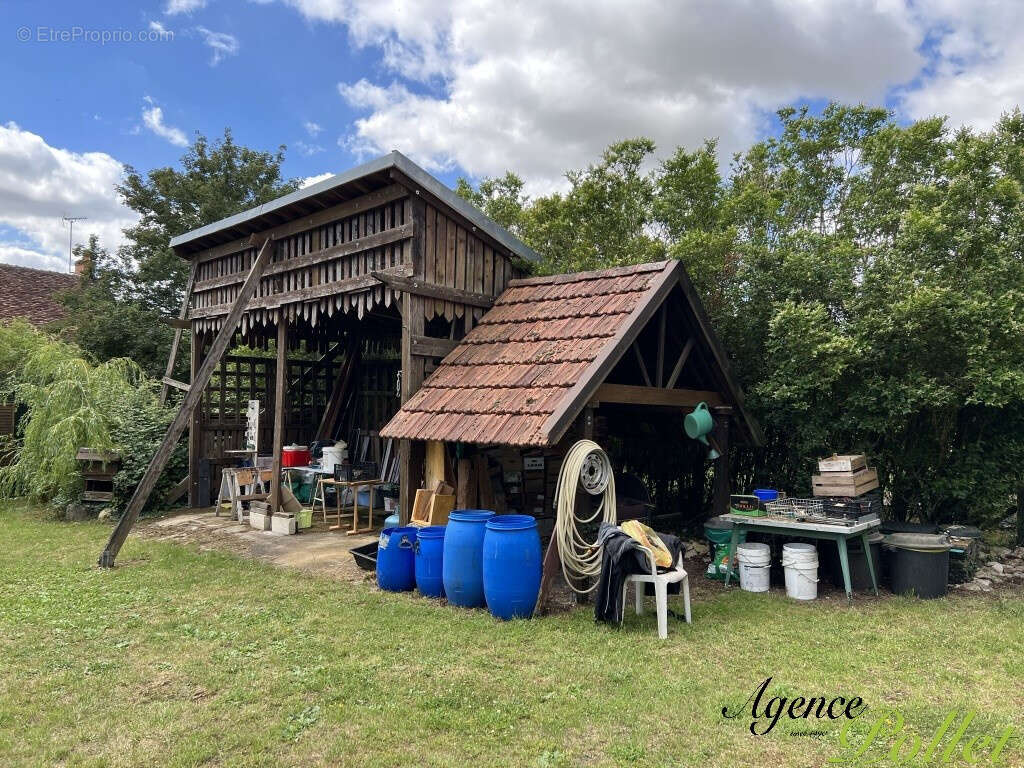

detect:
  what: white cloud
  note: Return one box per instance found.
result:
[900,1,1024,128]
[149,20,169,35]
[165,0,206,15]
[295,140,324,156]
[304,121,323,137]
[269,0,1024,195]
[0,123,136,273]
[300,172,335,188]
[196,26,239,66]
[141,99,189,147]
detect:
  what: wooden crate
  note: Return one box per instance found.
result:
[817,454,867,473]
[812,467,878,497]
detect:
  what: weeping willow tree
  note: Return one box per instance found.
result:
[0,320,176,508]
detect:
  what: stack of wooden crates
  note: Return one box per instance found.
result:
[812,454,878,498]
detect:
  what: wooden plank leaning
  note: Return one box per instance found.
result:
[98,235,275,568]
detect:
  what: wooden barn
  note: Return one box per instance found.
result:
[100,152,758,565]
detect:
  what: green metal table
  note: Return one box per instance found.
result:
[722,513,880,602]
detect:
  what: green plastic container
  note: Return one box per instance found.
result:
[705,515,744,581]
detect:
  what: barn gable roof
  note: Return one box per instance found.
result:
[169,150,540,263]
[380,260,762,447]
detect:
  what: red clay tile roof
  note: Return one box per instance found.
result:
[381,261,674,446]
[0,263,76,326]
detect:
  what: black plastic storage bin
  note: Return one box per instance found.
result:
[883,533,951,599]
[825,532,884,591]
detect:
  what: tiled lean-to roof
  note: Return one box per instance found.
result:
[382,261,680,446]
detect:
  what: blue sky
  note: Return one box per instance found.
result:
[2,0,1021,273]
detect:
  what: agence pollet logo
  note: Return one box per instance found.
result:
[721,677,1017,766]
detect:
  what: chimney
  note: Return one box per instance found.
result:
[74,254,93,278]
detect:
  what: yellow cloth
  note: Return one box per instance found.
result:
[620,520,673,568]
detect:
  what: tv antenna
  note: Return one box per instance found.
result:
[61,215,87,273]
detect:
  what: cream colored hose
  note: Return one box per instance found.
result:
[553,440,617,593]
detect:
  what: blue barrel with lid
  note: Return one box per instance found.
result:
[376,526,417,592]
[442,510,495,607]
[414,525,446,598]
[482,514,542,620]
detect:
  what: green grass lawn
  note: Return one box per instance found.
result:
[1,501,1021,768]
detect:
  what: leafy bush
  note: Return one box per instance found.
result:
[0,320,181,513]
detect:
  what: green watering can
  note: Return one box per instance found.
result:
[684,402,720,460]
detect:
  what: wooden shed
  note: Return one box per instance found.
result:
[381,260,762,537]
[127,152,536,529]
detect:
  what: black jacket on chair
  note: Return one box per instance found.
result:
[594,523,684,624]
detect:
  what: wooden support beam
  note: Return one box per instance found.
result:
[632,342,652,387]
[712,417,730,518]
[656,304,666,386]
[160,260,197,405]
[270,317,288,514]
[99,236,275,568]
[193,184,408,263]
[589,383,724,409]
[161,376,190,392]
[410,334,459,359]
[187,333,204,507]
[161,317,191,330]
[665,337,695,390]
[314,335,360,441]
[372,272,496,309]
[193,222,414,292]
[164,475,189,506]
[189,263,413,319]
[398,197,427,526]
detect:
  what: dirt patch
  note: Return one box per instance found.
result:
[135,509,376,584]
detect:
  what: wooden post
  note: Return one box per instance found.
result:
[398,196,427,525]
[270,317,288,514]
[187,331,204,507]
[712,414,730,518]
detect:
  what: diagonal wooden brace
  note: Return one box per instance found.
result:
[99,235,274,568]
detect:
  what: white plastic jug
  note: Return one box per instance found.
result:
[737,542,771,593]
[782,543,819,600]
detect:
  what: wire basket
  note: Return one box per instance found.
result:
[764,497,824,519]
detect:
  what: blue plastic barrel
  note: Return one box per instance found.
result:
[483,515,542,620]
[442,510,495,607]
[376,527,417,592]
[414,525,446,598]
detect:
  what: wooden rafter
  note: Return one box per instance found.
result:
[632,342,653,387]
[99,235,275,568]
[665,337,695,389]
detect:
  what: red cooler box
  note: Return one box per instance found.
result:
[282,445,311,467]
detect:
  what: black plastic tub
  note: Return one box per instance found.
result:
[350,542,378,571]
[826,532,884,591]
[883,533,951,599]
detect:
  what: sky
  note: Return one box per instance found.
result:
[2,0,1023,274]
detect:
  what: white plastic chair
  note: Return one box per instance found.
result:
[622,545,691,639]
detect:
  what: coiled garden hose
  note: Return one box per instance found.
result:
[553,440,617,593]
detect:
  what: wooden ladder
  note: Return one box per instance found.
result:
[98,236,274,568]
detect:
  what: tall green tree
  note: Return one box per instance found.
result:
[458,105,1024,526]
[58,130,300,376]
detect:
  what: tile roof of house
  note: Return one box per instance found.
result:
[382,261,682,446]
[0,263,76,326]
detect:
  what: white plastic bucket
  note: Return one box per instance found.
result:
[321,443,347,472]
[737,542,771,593]
[782,543,819,600]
